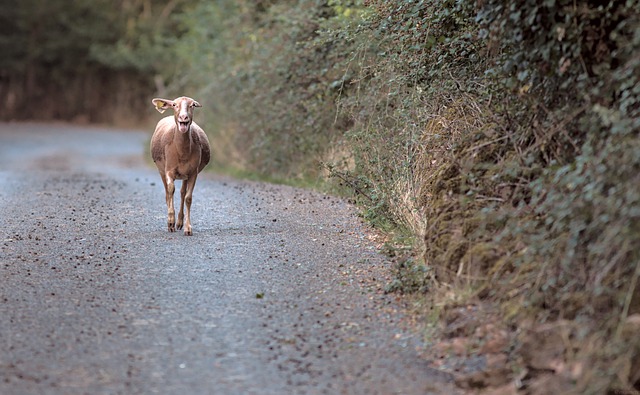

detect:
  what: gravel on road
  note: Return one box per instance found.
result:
[0,123,459,395]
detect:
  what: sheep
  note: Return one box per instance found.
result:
[150,96,211,236]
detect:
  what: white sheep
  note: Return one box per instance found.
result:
[150,96,211,236]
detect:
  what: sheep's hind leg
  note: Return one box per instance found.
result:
[177,181,187,230]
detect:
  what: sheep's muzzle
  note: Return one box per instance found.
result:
[177,120,190,133]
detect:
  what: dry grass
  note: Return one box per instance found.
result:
[384,90,640,393]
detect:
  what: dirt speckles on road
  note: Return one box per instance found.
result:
[0,123,460,395]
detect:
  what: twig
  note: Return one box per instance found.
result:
[322,163,373,202]
[616,257,640,340]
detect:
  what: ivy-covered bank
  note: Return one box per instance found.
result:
[176,1,638,392]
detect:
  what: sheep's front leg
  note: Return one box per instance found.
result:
[182,175,198,236]
[165,172,176,232]
[177,181,187,231]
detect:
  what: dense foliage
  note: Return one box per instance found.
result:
[173,0,639,391]
[0,0,191,123]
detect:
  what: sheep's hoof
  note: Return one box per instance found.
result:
[177,223,183,230]
[168,223,176,232]
[184,230,192,236]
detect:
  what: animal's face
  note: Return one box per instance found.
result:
[152,96,202,133]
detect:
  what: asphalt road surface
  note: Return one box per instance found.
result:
[0,123,458,395]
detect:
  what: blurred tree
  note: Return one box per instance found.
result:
[0,0,191,123]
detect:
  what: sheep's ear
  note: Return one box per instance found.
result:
[152,98,173,114]
[192,100,202,108]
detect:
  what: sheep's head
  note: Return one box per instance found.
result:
[152,96,201,133]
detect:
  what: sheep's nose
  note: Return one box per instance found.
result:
[178,113,189,122]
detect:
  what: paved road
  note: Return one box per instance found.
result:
[0,123,458,394]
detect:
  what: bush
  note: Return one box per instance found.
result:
[0,0,184,124]
[328,0,640,390]
[170,0,640,390]
[171,0,360,180]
